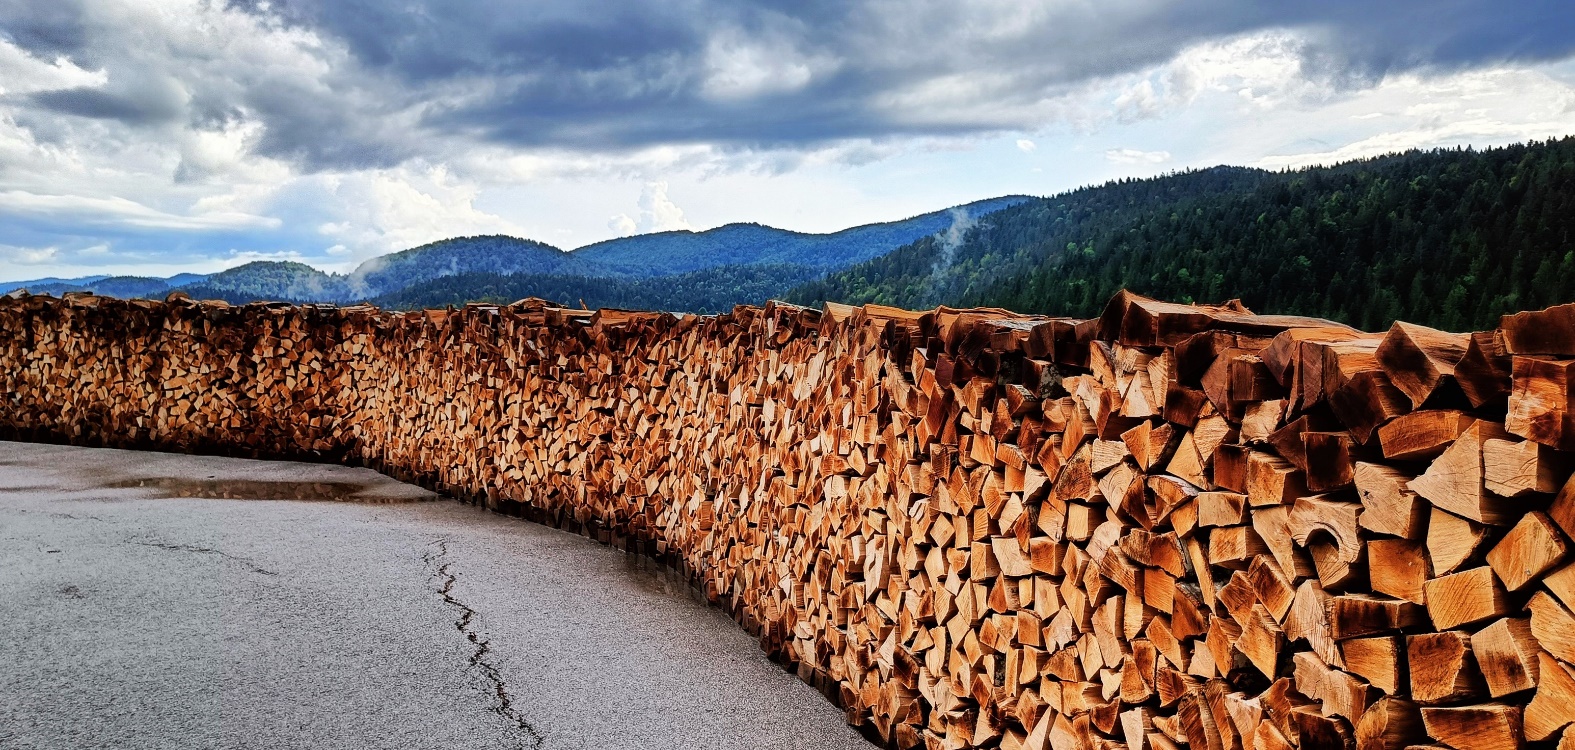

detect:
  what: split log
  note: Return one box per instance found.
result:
[1427,507,1492,577]
[1482,438,1566,497]
[1376,410,1476,462]
[1355,697,1424,750]
[1409,420,1516,525]
[1423,567,1509,630]
[1525,652,1575,741]
[1469,618,1539,698]
[1376,322,1468,408]
[1484,511,1569,591]
[1407,631,1485,704]
[1355,462,1427,539]
[1419,704,1523,750]
[1500,301,1575,356]
[1367,539,1430,605]
[1456,330,1514,409]
[1341,636,1404,695]
[1507,356,1575,450]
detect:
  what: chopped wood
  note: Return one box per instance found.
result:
[1419,704,1523,750]
[1525,652,1575,741]
[1456,330,1514,409]
[1409,420,1516,525]
[1293,650,1375,722]
[1246,451,1307,507]
[1376,321,1469,408]
[1196,491,1247,528]
[1484,511,1569,591]
[1377,410,1476,462]
[1423,567,1510,630]
[1469,618,1540,698]
[1482,438,1566,497]
[1368,538,1430,605]
[1355,697,1424,750]
[1355,462,1428,539]
[1407,631,1486,704]
[1427,506,1493,577]
[1288,495,1364,568]
[1545,560,1575,613]
[1331,593,1426,640]
[1500,301,1575,356]
[1528,592,1575,664]
[5,288,1575,750]
[1341,636,1404,695]
[1508,356,1575,450]
[1552,473,1575,540]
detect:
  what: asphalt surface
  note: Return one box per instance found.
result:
[0,441,871,750]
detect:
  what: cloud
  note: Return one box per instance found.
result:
[0,190,281,230]
[642,181,691,232]
[609,181,693,235]
[27,74,189,124]
[0,0,1573,280]
[292,166,531,265]
[1230,65,1575,169]
[607,214,637,237]
[0,243,58,264]
[1105,148,1172,164]
[4,0,1570,172]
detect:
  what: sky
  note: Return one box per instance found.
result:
[2,1,1574,281]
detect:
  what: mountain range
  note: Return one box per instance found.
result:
[2,195,1028,311]
[10,137,1575,331]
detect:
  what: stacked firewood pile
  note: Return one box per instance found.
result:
[4,287,1575,750]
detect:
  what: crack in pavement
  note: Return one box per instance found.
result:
[424,539,545,750]
[0,507,106,521]
[131,540,278,576]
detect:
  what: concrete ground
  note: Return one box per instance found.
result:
[0,441,870,750]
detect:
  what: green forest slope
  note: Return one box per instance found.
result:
[787,138,1575,332]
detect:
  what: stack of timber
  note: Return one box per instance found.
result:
[4,287,1575,750]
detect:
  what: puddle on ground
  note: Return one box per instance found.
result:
[108,477,437,504]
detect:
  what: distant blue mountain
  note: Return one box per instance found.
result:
[2,194,1031,309]
[350,235,594,298]
[571,196,1029,276]
[2,274,184,299]
[179,262,352,303]
[1,274,110,292]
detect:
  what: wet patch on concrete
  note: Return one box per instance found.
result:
[108,476,438,503]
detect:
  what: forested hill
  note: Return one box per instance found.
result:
[570,195,1027,275]
[4,196,1028,309]
[786,138,1575,332]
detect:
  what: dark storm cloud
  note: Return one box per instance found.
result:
[3,0,1572,169]
[28,77,186,125]
[1262,0,1575,75]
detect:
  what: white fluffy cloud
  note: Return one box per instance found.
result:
[0,243,59,265]
[608,181,693,237]
[293,167,530,268]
